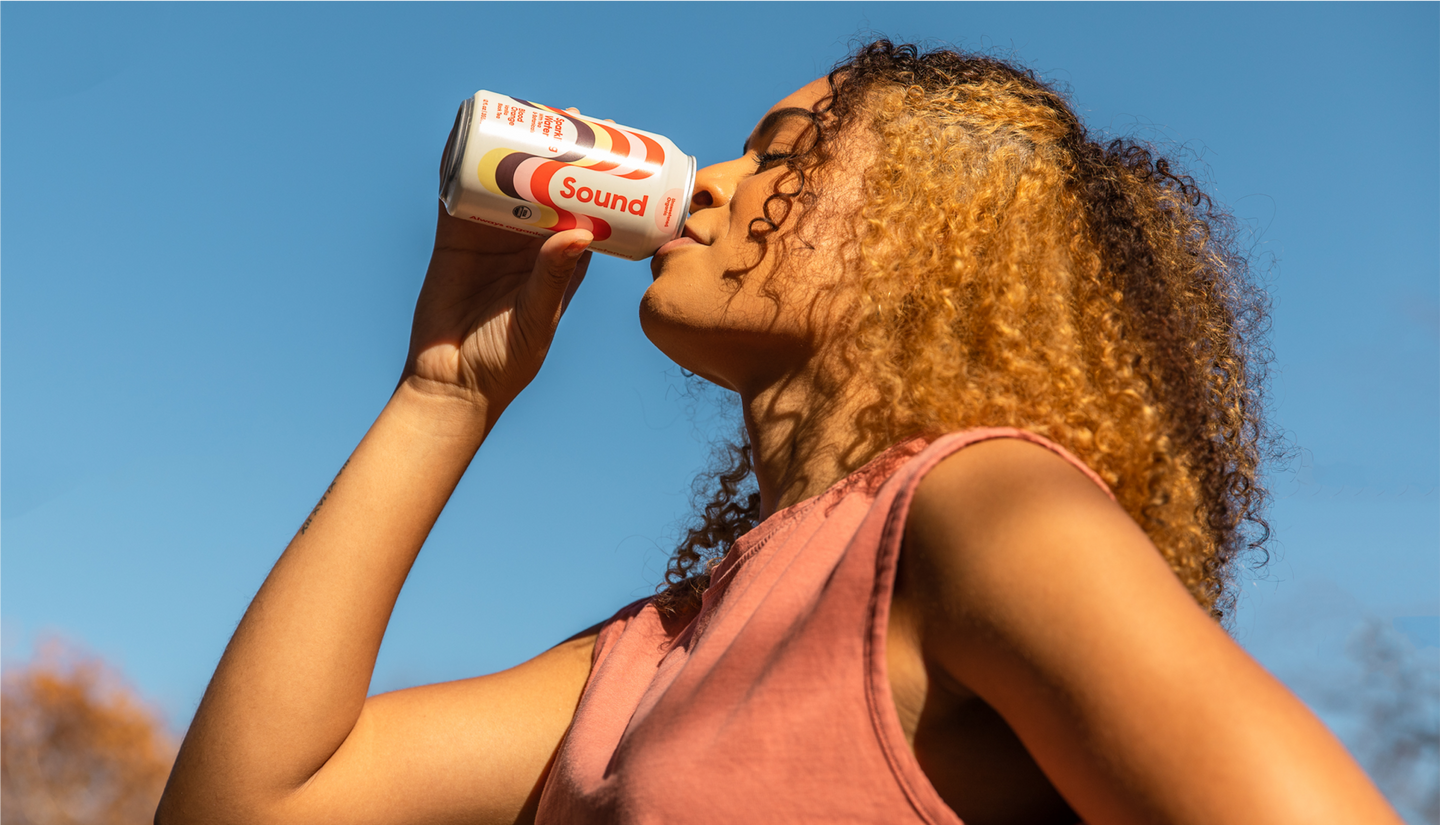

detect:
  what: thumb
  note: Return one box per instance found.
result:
[520,229,593,327]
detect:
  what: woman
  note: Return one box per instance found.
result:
[157,42,1402,825]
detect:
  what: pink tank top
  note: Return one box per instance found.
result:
[536,429,1112,824]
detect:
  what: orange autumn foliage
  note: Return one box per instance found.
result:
[2,639,177,825]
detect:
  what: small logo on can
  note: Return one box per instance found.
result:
[512,205,533,220]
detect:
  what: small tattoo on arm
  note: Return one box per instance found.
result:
[300,458,351,535]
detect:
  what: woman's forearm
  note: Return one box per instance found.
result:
[161,379,495,819]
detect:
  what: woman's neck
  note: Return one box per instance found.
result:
[741,364,881,518]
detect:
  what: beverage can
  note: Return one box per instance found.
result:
[439,90,696,261]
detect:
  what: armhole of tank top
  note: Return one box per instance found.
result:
[589,596,652,672]
[862,428,1111,825]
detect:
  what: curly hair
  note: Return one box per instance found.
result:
[656,40,1273,625]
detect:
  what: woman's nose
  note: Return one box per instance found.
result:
[689,158,742,212]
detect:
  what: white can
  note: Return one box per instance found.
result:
[439,90,696,261]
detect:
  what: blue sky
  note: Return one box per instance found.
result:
[3,2,1436,810]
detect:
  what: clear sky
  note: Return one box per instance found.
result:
[3,2,1437,812]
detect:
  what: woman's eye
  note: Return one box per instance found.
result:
[752,151,791,170]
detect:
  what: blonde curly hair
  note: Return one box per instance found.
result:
[658,41,1272,625]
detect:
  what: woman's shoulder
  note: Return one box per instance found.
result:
[902,428,1113,505]
[895,433,1402,825]
[899,431,1185,647]
[904,433,1136,579]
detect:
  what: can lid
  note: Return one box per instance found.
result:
[673,154,698,239]
[439,97,475,202]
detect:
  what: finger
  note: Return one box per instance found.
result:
[520,229,593,330]
[561,249,593,314]
[563,107,614,126]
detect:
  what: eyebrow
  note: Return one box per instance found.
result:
[742,107,813,155]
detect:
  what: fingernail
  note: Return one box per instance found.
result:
[565,241,587,258]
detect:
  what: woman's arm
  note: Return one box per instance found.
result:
[901,438,1403,825]
[157,210,598,825]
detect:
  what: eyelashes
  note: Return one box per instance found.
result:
[752,151,792,170]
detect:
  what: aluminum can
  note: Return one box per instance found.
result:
[439,90,696,261]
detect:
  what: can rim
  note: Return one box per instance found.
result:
[439,96,475,204]
[673,154,697,240]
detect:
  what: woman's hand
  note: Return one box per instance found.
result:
[403,204,594,416]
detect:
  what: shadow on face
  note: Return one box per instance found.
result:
[640,77,877,402]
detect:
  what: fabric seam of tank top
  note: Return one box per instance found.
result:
[864,437,960,824]
[711,437,929,585]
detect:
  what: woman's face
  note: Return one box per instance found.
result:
[640,78,866,395]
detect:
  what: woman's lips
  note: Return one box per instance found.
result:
[654,236,699,257]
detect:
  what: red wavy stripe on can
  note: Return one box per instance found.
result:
[618,131,665,180]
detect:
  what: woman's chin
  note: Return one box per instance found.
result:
[636,297,736,391]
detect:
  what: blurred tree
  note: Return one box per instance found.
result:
[1,637,176,825]
[1311,618,1440,825]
